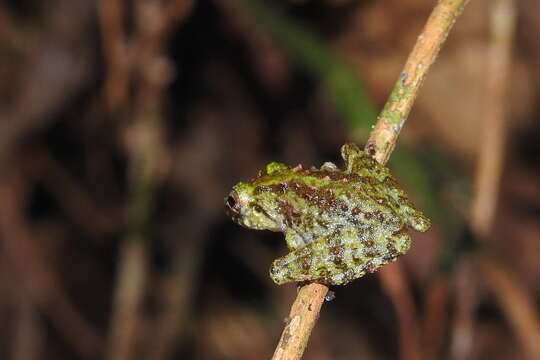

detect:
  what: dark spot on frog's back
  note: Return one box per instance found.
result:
[384,176,399,187]
[386,245,398,258]
[365,249,379,258]
[255,182,287,194]
[311,170,347,182]
[289,181,335,209]
[360,176,375,185]
[330,246,342,255]
[316,219,329,229]
[277,199,302,225]
[374,209,385,221]
[364,262,377,273]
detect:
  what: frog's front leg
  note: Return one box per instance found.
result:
[284,228,309,250]
[270,229,411,285]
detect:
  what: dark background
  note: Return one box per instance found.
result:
[1,0,540,359]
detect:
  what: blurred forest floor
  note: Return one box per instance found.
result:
[1,0,540,359]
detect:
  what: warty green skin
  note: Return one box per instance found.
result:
[225,143,431,285]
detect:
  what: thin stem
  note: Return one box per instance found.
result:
[271,1,470,359]
[367,0,470,165]
[271,284,329,360]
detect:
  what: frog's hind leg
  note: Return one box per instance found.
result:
[321,230,411,285]
[269,229,361,285]
[385,183,431,233]
[269,230,412,285]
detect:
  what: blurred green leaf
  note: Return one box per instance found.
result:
[242,0,376,134]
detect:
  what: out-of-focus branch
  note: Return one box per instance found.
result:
[164,0,195,29]
[105,1,191,360]
[378,262,422,360]
[0,169,103,357]
[451,1,517,357]
[450,261,477,360]
[271,1,470,359]
[480,257,540,359]
[465,1,540,359]
[470,0,514,239]
[0,0,94,161]
[22,147,120,235]
[422,277,450,360]
[10,281,40,360]
[98,0,130,110]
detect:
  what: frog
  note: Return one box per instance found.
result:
[225,143,430,285]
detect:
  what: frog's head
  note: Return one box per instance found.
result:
[225,162,290,232]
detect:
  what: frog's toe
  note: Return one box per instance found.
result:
[391,231,411,255]
[269,259,289,285]
[269,257,313,285]
[408,212,431,232]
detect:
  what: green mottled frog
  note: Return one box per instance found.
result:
[225,143,430,285]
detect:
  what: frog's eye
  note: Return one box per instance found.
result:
[225,191,241,214]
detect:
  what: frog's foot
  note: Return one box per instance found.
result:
[269,231,412,286]
[269,249,366,286]
[405,209,431,232]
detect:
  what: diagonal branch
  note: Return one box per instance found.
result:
[271,1,470,359]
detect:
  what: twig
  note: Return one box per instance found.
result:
[366,0,470,165]
[271,1,470,359]
[271,284,329,360]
